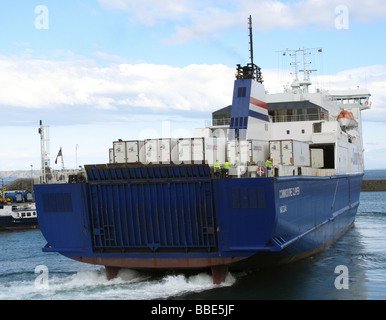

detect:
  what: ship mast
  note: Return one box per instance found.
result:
[284,48,319,93]
[235,15,263,83]
[38,120,50,184]
[248,15,254,67]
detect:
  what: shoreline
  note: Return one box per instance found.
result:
[361,179,386,192]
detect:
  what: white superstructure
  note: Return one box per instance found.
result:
[107,48,370,179]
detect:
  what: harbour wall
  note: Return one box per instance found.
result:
[361,180,386,192]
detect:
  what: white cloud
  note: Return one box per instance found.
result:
[98,0,386,43]
[0,56,235,126]
[1,54,385,125]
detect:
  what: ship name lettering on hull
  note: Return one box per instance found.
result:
[279,187,300,199]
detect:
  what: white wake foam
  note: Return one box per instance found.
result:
[0,268,236,300]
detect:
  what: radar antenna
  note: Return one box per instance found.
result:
[236,15,263,83]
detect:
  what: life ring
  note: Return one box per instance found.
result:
[256,166,265,176]
[365,101,369,106]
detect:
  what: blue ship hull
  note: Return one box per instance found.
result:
[34,164,362,283]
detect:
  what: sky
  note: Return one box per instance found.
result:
[1,0,386,171]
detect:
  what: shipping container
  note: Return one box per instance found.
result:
[177,138,205,163]
[159,138,178,163]
[204,137,226,165]
[145,139,158,163]
[250,140,269,165]
[145,139,178,163]
[126,140,145,163]
[270,140,310,167]
[228,140,268,165]
[113,140,127,163]
[113,140,145,163]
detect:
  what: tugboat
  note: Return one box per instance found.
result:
[34,16,370,284]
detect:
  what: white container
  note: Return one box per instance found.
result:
[145,139,159,163]
[145,139,177,163]
[178,138,192,162]
[204,137,226,165]
[250,140,269,165]
[113,141,127,163]
[227,140,238,164]
[192,138,205,162]
[113,140,145,163]
[178,138,205,163]
[159,138,177,163]
[126,140,145,163]
[270,140,310,167]
[269,140,282,165]
[227,139,268,165]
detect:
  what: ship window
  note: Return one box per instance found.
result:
[27,212,31,217]
[238,87,247,97]
[313,122,322,133]
[302,129,305,134]
[286,130,290,134]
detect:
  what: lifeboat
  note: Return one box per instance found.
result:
[338,110,357,130]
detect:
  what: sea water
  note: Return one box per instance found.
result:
[0,173,386,300]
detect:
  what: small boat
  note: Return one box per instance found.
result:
[338,110,358,131]
[0,200,38,231]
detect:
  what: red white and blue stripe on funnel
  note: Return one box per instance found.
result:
[249,96,269,122]
[230,79,269,130]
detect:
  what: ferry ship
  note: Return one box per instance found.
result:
[34,17,370,284]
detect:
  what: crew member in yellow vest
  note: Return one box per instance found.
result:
[265,158,273,176]
[214,160,221,173]
[224,160,231,177]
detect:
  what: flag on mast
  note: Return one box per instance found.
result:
[55,147,62,164]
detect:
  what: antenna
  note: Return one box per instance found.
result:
[248,15,254,67]
[235,15,263,83]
